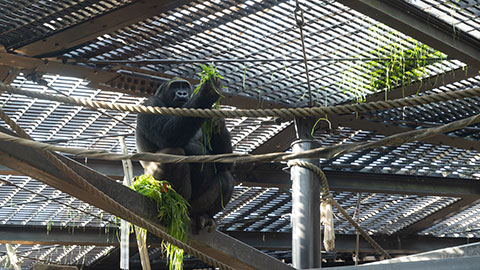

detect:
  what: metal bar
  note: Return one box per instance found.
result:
[234,163,480,198]
[329,114,480,152]
[0,126,293,270]
[368,241,480,265]
[0,225,478,256]
[1,158,478,198]
[363,66,480,103]
[336,0,480,67]
[291,118,321,269]
[224,231,480,255]
[14,0,196,57]
[398,197,480,235]
[87,57,449,65]
[329,256,480,270]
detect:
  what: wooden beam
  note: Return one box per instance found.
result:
[0,127,293,270]
[15,0,195,58]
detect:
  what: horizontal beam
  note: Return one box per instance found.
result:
[369,241,480,265]
[336,0,480,67]
[234,163,480,198]
[3,158,478,198]
[221,231,480,256]
[331,256,480,270]
[1,225,477,257]
[0,225,119,247]
[398,197,480,235]
[15,0,194,57]
[329,114,480,152]
[0,127,292,270]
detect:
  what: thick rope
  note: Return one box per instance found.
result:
[1,83,480,118]
[0,108,479,164]
[0,109,233,270]
[288,160,392,259]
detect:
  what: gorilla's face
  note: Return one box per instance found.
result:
[156,78,193,107]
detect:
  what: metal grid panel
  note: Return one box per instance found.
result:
[64,0,464,107]
[214,187,460,235]
[421,201,480,237]
[0,175,114,227]
[405,0,480,39]
[374,75,480,140]
[0,73,289,155]
[0,0,478,266]
[0,244,114,269]
[0,0,133,49]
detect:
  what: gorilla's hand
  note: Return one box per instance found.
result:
[200,77,223,98]
[210,117,226,134]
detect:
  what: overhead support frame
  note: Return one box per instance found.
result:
[336,0,480,67]
[0,126,293,270]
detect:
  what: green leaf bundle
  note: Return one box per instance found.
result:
[131,174,190,270]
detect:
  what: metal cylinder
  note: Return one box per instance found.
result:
[291,139,322,269]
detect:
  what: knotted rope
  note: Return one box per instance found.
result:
[288,160,391,259]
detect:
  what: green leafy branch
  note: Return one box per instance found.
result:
[131,174,190,270]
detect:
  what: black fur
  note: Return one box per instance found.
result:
[136,78,234,232]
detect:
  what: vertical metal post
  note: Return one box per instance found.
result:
[291,118,321,269]
[119,136,151,270]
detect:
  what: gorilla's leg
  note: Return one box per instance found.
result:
[139,148,192,201]
[189,171,234,232]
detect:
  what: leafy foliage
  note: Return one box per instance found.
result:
[193,63,224,96]
[131,174,190,270]
[193,63,224,154]
[342,30,446,103]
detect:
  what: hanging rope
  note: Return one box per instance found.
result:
[288,160,392,259]
[1,83,480,118]
[0,109,234,270]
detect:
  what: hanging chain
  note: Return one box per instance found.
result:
[295,0,314,107]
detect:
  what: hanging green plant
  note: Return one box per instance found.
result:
[193,63,224,156]
[342,28,446,103]
[131,174,190,270]
[193,63,224,97]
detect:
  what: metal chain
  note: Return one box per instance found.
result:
[295,0,314,107]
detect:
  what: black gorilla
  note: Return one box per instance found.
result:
[136,77,234,231]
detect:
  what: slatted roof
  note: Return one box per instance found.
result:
[0,0,479,269]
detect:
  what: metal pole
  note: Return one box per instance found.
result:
[291,118,321,269]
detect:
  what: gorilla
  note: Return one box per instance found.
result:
[136,77,234,232]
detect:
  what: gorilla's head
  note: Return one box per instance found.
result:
[155,78,193,107]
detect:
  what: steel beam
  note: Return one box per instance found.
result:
[3,158,479,198]
[369,241,480,265]
[364,67,480,103]
[336,0,480,67]
[330,256,480,270]
[329,114,480,152]
[234,163,480,198]
[0,127,293,270]
[224,231,480,256]
[398,197,480,235]
[14,0,195,57]
[1,225,477,257]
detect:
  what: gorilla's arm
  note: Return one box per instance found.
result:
[209,118,233,171]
